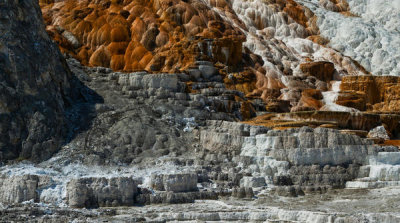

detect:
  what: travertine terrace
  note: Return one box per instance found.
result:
[0,0,399,222]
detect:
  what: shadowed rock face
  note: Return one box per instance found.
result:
[0,0,83,162]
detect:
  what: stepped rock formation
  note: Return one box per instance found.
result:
[0,0,400,222]
[0,0,84,162]
[40,0,400,115]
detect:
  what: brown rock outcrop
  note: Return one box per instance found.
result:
[291,89,324,112]
[244,111,400,137]
[39,0,379,116]
[335,91,367,111]
[300,61,335,82]
[40,0,245,73]
[339,76,400,112]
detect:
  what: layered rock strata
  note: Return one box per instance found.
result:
[339,76,400,112]
[200,121,398,196]
[0,58,398,222]
[40,0,376,114]
[67,177,138,208]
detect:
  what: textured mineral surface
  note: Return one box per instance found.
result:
[0,0,399,222]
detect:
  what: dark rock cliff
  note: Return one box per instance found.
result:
[0,0,83,162]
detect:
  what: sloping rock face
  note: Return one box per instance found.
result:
[0,59,399,221]
[0,0,83,162]
[40,0,372,114]
[40,0,246,72]
[39,0,400,116]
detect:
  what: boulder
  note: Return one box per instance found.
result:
[0,175,40,204]
[300,61,335,82]
[368,126,390,140]
[150,173,198,193]
[199,65,218,80]
[67,177,138,208]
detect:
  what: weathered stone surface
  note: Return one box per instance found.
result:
[199,65,218,80]
[200,120,270,152]
[340,76,400,112]
[150,173,198,193]
[1,0,400,220]
[335,91,367,111]
[0,175,39,204]
[117,73,181,91]
[62,30,81,49]
[234,125,400,195]
[0,0,83,162]
[300,61,335,82]
[67,177,138,208]
[136,190,218,205]
[291,89,324,112]
[368,126,390,140]
[240,177,266,188]
[276,111,382,131]
[40,0,245,73]
[231,187,254,199]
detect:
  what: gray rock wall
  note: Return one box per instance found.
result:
[200,120,270,152]
[150,173,198,193]
[67,177,138,208]
[0,0,83,162]
[0,175,39,204]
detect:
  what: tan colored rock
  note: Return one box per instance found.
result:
[335,91,367,111]
[340,76,400,112]
[291,89,324,112]
[0,175,39,204]
[300,61,335,82]
[40,0,245,72]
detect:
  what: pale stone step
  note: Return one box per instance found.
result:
[346,180,400,189]
[369,152,400,165]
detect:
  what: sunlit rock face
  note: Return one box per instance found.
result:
[300,0,400,76]
[339,76,400,112]
[40,0,246,73]
[40,0,400,113]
